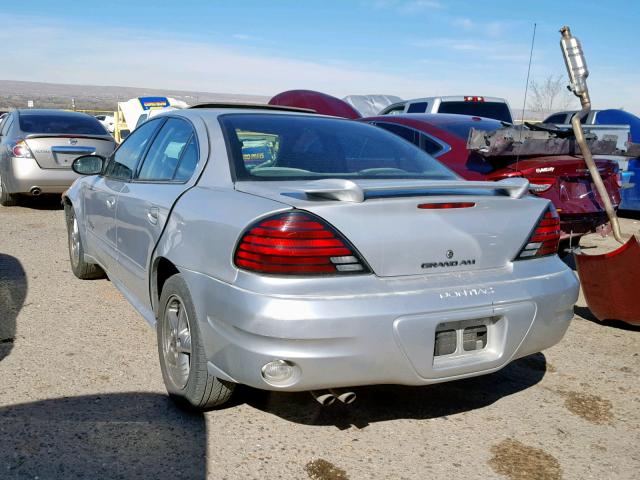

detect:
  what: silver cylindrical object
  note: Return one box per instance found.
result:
[560,25,589,95]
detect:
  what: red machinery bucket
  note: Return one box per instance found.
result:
[574,235,640,325]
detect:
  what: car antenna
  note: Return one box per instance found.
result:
[516,22,537,172]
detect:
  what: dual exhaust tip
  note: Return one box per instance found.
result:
[310,389,356,406]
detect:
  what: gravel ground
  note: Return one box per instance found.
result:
[0,197,638,480]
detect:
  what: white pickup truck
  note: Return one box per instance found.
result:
[379,95,514,123]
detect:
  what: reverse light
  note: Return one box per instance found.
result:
[527,177,555,194]
[515,206,561,260]
[11,140,34,158]
[234,211,369,275]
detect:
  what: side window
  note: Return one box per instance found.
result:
[137,118,195,182]
[382,105,406,115]
[135,114,148,129]
[545,114,566,124]
[374,122,419,146]
[1,115,13,136]
[174,136,199,181]
[406,102,428,113]
[375,122,445,156]
[418,133,445,156]
[104,119,162,181]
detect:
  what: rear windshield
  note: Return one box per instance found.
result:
[219,114,457,181]
[19,113,107,135]
[437,101,512,123]
[435,118,503,140]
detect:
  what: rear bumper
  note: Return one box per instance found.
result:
[559,212,610,236]
[1,157,80,194]
[180,257,579,391]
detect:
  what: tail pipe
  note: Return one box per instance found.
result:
[30,187,42,196]
[329,389,357,404]
[560,26,624,244]
[310,390,336,406]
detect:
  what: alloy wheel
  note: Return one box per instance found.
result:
[162,295,192,389]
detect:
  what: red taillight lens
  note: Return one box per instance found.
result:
[234,211,369,275]
[11,140,34,158]
[515,206,561,260]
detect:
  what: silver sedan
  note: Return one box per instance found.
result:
[0,109,115,206]
[63,106,579,410]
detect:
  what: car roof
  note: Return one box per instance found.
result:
[16,109,98,118]
[157,106,330,123]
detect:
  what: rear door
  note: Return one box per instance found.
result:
[115,117,200,309]
[84,119,163,272]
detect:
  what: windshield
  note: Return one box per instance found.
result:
[438,101,512,123]
[19,113,107,135]
[219,114,457,181]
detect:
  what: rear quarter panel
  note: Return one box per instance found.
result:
[154,187,290,285]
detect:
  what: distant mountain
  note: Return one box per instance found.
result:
[0,79,270,112]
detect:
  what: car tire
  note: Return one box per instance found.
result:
[65,204,105,280]
[0,176,17,207]
[157,273,235,410]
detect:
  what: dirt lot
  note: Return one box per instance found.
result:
[0,198,638,480]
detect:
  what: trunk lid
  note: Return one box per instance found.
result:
[489,156,621,213]
[24,135,115,169]
[236,179,548,277]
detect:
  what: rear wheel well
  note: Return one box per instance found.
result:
[154,257,180,313]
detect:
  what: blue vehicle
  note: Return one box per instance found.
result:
[595,110,640,211]
[544,108,640,210]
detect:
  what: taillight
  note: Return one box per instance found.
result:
[10,140,34,158]
[515,206,561,260]
[234,211,369,275]
[527,177,556,194]
[464,96,485,102]
[616,173,622,188]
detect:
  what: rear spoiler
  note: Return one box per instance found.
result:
[293,178,530,202]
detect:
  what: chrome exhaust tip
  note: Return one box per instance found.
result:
[30,187,42,196]
[310,390,337,406]
[329,389,357,404]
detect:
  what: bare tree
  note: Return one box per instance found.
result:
[528,75,574,112]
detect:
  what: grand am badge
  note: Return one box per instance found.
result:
[422,249,475,269]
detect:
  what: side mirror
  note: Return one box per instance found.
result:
[72,155,105,175]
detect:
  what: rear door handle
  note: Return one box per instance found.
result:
[146,207,159,225]
[105,197,116,209]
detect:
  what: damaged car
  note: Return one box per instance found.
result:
[63,105,579,410]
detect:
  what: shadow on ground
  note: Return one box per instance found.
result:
[0,253,27,362]
[618,209,640,220]
[241,353,548,430]
[574,305,640,331]
[0,393,206,479]
[12,194,64,210]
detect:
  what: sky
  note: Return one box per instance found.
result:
[0,0,638,113]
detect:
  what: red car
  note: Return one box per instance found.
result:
[360,114,621,239]
[268,90,622,240]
